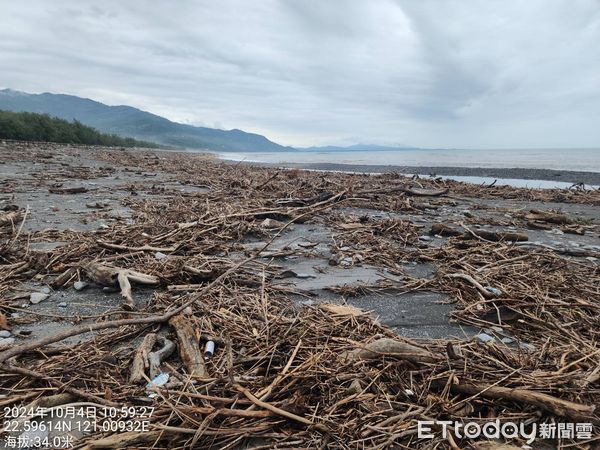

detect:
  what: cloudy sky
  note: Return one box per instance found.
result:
[1,0,599,148]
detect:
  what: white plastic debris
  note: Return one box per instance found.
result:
[204,340,215,359]
[147,372,169,388]
[155,251,168,260]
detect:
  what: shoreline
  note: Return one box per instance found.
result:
[234,160,600,186]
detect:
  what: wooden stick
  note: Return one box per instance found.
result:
[117,270,135,310]
[445,273,497,299]
[2,364,119,407]
[129,333,157,383]
[0,208,326,365]
[450,382,596,421]
[234,384,315,426]
[97,240,176,253]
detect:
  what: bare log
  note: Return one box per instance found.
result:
[430,223,463,237]
[350,338,439,364]
[169,314,207,378]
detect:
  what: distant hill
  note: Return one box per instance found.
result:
[0,109,157,148]
[299,144,422,152]
[0,89,290,152]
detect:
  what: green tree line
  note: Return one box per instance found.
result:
[0,109,157,148]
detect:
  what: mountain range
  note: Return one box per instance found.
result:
[0,89,420,153]
[0,89,289,152]
[299,144,420,152]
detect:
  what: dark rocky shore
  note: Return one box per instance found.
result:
[246,161,600,186]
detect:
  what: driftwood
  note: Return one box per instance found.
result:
[430,223,528,241]
[403,187,449,197]
[466,229,528,242]
[97,240,177,253]
[352,340,596,422]
[85,263,159,310]
[148,336,176,378]
[2,364,119,407]
[83,431,162,449]
[169,314,207,378]
[472,443,523,450]
[526,209,573,224]
[2,142,600,448]
[48,186,89,194]
[23,393,75,411]
[0,252,260,365]
[430,223,463,237]
[0,210,22,227]
[129,333,157,383]
[445,273,500,299]
[350,338,439,364]
[449,382,596,422]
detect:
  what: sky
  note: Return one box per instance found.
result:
[1,0,600,149]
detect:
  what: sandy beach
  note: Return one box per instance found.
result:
[1,141,599,448]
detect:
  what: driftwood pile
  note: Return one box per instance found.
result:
[0,143,598,448]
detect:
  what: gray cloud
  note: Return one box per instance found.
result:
[1,0,599,148]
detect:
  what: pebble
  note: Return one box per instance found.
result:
[40,286,51,294]
[155,251,168,260]
[419,235,432,241]
[519,342,536,352]
[58,302,67,307]
[475,333,494,343]
[0,337,15,346]
[501,337,514,344]
[30,292,49,304]
[0,330,11,338]
[74,281,88,291]
[484,286,502,297]
[295,273,316,279]
[340,257,353,267]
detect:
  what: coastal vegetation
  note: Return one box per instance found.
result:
[0,109,157,147]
